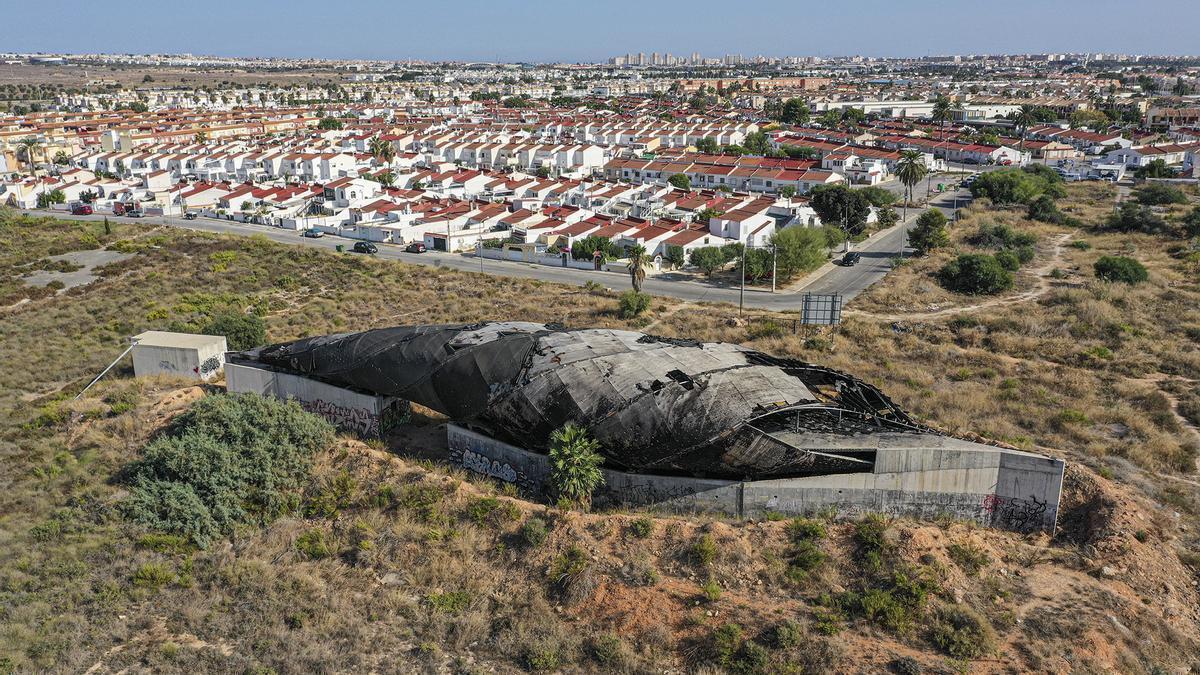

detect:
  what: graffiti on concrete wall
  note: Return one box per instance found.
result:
[157,360,178,371]
[983,494,1049,532]
[300,398,380,437]
[460,448,519,483]
[197,356,222,376]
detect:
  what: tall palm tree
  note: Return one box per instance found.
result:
[17,137,40,178]
[932,96,954,139]
[369,136,395,164]
[1013,105,1038,157]
[627,244,647,293]
[895,150,927,223]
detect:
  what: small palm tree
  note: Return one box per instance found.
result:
[1013,105,1038,156]
[627,244,647,292]
[895,150,927,222]
[932,96,954,139]
[377,171,396,189]
[548,423,605,509]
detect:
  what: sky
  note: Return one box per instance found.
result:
[3,0,1197,63]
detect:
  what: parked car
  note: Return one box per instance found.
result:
[302,229,324,238]
[71,204,93,216]
[125,210,144,218]
[405,242,427,253]
[183,212,197,220]
[840,251,862,266]
[352,241,378,254]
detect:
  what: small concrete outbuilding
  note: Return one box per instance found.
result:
[131,331,227,381]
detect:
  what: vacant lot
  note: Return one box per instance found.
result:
[1,194,1199,672]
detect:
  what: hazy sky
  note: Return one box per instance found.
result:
[4,0,1196,62]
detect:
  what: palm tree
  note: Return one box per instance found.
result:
[932,96,954,139]
[895,150,927,222]
[17,137,40,178]
[368,136,395,164]
[1013,105,1038,157]
[627,244,647,293]
[377,171,395,189]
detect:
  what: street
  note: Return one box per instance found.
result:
[22,178,971,313]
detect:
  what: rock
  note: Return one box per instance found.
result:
[953,589,965,604]
[379,573,402,586]
[1100,565,1119,578]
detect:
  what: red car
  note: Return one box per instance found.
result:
[71,204,93,215]
[405,242,427,253]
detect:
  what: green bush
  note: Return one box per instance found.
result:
[774,620,805,648]
[702,578,722,601]
[1182,207,1200,238]
[930,605,997,659]
[201,311,266,351]
[295,529,332,559]
[787,517,827,542]
[970,167,1064,204]
[1094,256,1148,284]
[428,590,471,613]
[617,290,651,318]
[132,562,176,590]
[1105,202,1171,235]
[938,254,1014,295]
[1134,183,1188,206]
[629,516,653,538]
[548,423,605,508]
[522,517,549,547]
[689,246,727,276]
[994,249,1020,271]
[947,542,991,576]
[692,533,718,567]
[122,393,334,547]
[970,223,1037,250]
[1027,194,1068,224]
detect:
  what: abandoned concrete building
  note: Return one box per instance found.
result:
[226,321,1065,533]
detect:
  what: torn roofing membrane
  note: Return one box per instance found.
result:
[234,322,928,479]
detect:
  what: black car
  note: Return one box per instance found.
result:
[352,241,378,254]
[840,251,862,266]
[183,212,197,220]
[405,242,427,253]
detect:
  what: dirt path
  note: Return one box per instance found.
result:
[641,300,694,333]
[845,231,1075,322]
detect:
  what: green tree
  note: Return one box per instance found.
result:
[779,185,797,199]
[1069,109,1111,130]
[689,246,726,276]
[1134,159,1173,179]
[908,210,949,255]
[52,150,70,165]
[781,145,818,160]
[743,131,770,155]
[627,244,647,292]
[856,186,897,208]
[694,137,719,154]
[317,116,344,131]
[376,171,396,189]
[970,167,1064,204]
[1105,202,1171,234]
[895,149,927,222]
[841,107,866,125]
[1094,256,1148,284]
[770,226,828,280]
[808,184,872,236]
[668,173,691,190]
[201,312,267,351]
[548,424,605,509]
[780,98,810,125]
[664,245,686,269]
[1012,105,1038,155]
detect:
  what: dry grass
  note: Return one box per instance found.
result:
[2,200,1200,672]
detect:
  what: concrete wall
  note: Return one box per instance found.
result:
[226,362,407,438]
[446,424,1064,533]
[132,337,226,381]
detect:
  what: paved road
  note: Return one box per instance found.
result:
[23,181,972,312]
[795,187,972,299]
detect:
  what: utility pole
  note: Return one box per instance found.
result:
[771,244,777,293]
[739,247,746,317]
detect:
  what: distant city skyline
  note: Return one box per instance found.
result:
[3,0,1199,63]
